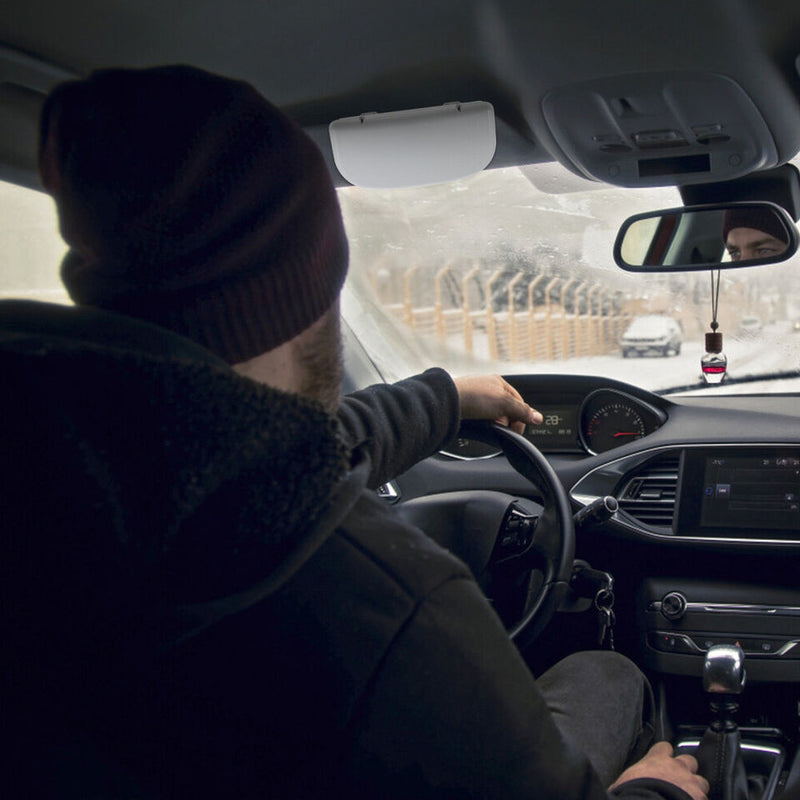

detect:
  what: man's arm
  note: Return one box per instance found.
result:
[338,368,460,489]
[338,370,541,489]
[453,373,542,433]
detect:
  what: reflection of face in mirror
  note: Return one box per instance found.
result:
[615,203,797,272]
[723,207,789,262]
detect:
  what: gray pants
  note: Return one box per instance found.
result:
[537,650,656,788]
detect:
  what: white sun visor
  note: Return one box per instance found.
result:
[329,101,496,188]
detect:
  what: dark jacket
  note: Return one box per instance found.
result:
[0,300,689,800]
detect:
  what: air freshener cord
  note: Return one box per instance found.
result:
[710,268,721,331]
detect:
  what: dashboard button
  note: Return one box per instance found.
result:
[649,631,696,654]
[660,592,687,620]
[690,635,739,651]
[682,635,794,657]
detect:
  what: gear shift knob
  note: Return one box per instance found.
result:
[696,644,749,800]
[703,643,746,696]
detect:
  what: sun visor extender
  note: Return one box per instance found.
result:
[329,101,496,188]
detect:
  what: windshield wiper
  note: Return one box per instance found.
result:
[658,369,800,395]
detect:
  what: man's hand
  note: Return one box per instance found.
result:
[609,741,709,800]
[454,374,542,435]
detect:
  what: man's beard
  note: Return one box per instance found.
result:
[297,307,343,413]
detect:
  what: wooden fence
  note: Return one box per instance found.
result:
[373,264,637,363]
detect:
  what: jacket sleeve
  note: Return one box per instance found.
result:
[337,367,460,489]
[349,574,694,800]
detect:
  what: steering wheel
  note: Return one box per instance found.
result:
[396,421,575,646]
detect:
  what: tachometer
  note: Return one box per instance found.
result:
[579,389,665,454]
[584,403,646,453]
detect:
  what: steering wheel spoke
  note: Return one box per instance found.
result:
[459,420,575,645]
[395,421,575,645]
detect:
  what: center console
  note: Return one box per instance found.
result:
[638,578,800,798]
[572,443,800,793]
[639,578,800,682]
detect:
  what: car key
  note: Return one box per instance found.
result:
[595,588,616,651]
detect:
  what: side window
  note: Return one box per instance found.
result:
[0,179,69,304]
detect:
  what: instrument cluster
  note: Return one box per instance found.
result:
[441,382,667,459]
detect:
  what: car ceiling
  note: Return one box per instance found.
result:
[2,0,800,190]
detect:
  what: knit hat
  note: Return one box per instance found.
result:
[722,205,789,245]
[38,65,348,363]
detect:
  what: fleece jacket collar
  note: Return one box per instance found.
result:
[1,300,361,656]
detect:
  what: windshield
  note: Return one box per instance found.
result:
[3,156,800,397]
[340,157,800,396]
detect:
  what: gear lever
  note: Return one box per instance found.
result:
[695,644,749,800]
[704,642,745,702]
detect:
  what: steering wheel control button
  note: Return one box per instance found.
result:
[497,506,538,557]
[376,481,400,501]
[660,591,687,620]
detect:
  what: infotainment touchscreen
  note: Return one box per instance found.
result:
[677,449,800,536]
[699,453,800,530]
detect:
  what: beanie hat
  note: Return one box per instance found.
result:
[38,65,348,363]
[722,205,789,245]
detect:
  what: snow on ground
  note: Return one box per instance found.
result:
[449,321,800,395]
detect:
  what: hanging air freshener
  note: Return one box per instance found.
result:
[701,270,727,384]
[701,326,727,383]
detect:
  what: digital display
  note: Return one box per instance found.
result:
[700,454,800,530]
[524,406,578,449]
[439,402,581,459]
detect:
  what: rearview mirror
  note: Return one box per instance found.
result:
[614,201,798,272]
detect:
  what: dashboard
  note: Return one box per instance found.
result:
[431,373,800,548]
[572,443,800,545]
[441,382,666,457]
[396,371,800,692]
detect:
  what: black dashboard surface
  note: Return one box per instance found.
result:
[404,373,800,550]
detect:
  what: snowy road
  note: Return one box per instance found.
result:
[473,321,800,395]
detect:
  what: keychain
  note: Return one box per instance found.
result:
[594,586,616,650]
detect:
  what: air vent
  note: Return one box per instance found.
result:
[617,452,680,529]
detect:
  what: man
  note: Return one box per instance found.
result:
[31,65,708,799]
[722,206,790,262]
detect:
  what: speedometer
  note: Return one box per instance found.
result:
[579,389,666,454]
[584,403,646,453]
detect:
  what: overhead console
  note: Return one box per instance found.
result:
[541,72,780,187]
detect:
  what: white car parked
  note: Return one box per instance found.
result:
[620,315,683,358]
